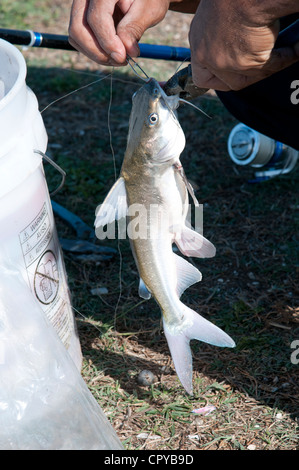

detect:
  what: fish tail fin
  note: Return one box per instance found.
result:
[163,304,235,395]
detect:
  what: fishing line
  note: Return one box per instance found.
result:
[51,65,141,85]
[39,63,144,332]
[107,69,123,330]
[69,303,104,335]
[40,57,150,117]
[107,69,117,181]
[174,56,190,75]
[40,73,112,114]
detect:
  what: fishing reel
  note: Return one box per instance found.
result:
[227,123,299,182]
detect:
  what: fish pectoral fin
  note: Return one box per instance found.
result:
[174,253,202,298]
[163,305,235,395]
[138,278,152,300]
[174,226,216,258]
[94,177,127,227]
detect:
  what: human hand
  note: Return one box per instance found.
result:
[68,0,170,66]
[189,0,299,91]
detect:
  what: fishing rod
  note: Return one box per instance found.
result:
[1,19,298,61]
[0,28,191,62]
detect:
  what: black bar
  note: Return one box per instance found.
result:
[0,29,75,50]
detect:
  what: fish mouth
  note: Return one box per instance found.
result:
[143,78,180,112]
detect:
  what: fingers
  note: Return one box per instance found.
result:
[190,62,231,91]
[68,0,127,65]
[87,0,127,62]
[188,0,299,92]
[116,0,169,57]
[191,44,299,92]
[68,0,169,66]
[266,43,299,73]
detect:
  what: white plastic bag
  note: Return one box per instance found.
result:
[0,264,123,450]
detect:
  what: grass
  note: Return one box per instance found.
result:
[1,0,298,450]
[0,0,67,30]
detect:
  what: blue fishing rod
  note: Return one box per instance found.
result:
[0,28,191,61]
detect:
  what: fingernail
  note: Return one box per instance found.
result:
[110,51,124,63]
[129,44,140,58]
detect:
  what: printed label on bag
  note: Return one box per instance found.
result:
[18,202,73,348]
[34,250,59,305]
[19,203,51,269]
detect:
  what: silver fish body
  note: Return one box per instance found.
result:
[95,78,235,394]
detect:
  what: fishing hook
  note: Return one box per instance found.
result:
[126,55,149,81]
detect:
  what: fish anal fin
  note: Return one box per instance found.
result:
[175,226,216,258]
[174,253,201,298]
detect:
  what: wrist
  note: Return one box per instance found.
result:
[169,0,200,14]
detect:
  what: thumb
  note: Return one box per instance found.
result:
[117,0,168,57]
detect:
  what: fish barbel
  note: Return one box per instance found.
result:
[95,78,235,394]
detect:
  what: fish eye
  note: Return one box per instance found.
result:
[148,113,159,126]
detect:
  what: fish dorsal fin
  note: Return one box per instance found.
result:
[174,253,202,298]
[95,177,127,227]
[139,278,152,300]
[174,226,216,259]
